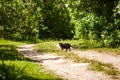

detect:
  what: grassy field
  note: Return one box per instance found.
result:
[0,39,119,79]
[0,61,62,80]
[35,39,120,55]
[0,40,62,80]
[0,39,25,46]
[34,40,119,76]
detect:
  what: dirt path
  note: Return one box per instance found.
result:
[72,50,120,72]
[17,44,119,80]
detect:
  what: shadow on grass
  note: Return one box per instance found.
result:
[0,45,63,80]
[0,45,32,80]
[0,62,62,80]
[0,45,28,61]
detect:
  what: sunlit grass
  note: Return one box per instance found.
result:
[34,40,119,76]
[0,39,25,47]
[0,39,63,80]
[1,39,119,79]
[0,61,62,80]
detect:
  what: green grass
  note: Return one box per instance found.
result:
[1,39,119,79]
[34,40,120,76]
[0,39,25,47]
[34,40,85,52]
[0,61,62,80]
[73,39,120,56]
[89,60,119,75]
[0,39,63,80]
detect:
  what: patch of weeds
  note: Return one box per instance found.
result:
[35,42,59,53]
[74,40,100,49]
[93,48,120,56]
[89,60,119,75]
[70,39,120,56]
[57,52,89,63]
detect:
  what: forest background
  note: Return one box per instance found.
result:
[0,0,120,48]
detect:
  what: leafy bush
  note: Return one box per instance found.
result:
[0,0,40,42]
[71,0,120,48]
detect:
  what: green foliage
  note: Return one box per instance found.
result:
[73,13,98,39]
[0,0,120,47]
[39,0,74,39]
[70,0,120,48]
[0,0,40,42]
[0,0,74,41]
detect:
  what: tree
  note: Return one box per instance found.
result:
[70,0,120,47]
[39,0,74,39]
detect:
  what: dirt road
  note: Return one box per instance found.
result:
[17,44,120,80]
[72,50,120,72]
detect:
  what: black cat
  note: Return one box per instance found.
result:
[59,43,72,51]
